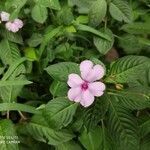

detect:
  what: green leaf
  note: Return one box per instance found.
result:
[0,119,19,150]
[94,28,114,55]
[55,141,82,150]
[65,25,77,33]
[0,71,27,103]
[24,48,38,61]
[55,43,73,61]
[36,0,61,10]
[0,103,40,114]
[79,127,102,150]
[48,0,61,10]
[31,4,48,23]
[57,6,74,25]
[121,22,150,34]
[89,0,107,27]
[68,0,92,14]
[6,0,27,20]
[82,95,109,130]
[140,135,150,150]
[107,95,139,150]
[75,24,111,41]
[100,121,114,150]
[108,87,150,110]
[26,123,74,145]
[50,81,68,97]
[118,34,142,54]
[43,26,63,44]
[138,37,150,46]
[0,40,21,65]
[0,41,27,103]
[21,114,74,145]
[0,67,5,75]
[109,0,132,23]
[0,1,5,10]
[39,26,62,58]
[44,97,78,129]
[106,56,150,83]
[0,29,23,45]
[27,33,43,47]
[76,15,89,24]
[45,62,79,82]
[140,119,150,138]
[0,80,32,87]
[2,57,26,81]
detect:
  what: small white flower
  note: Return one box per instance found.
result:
[0,11,10,22]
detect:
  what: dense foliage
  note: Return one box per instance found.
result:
[0,0,150,149]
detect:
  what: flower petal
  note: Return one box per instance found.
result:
[5,22,19,33]
[89,82,105,96]
[68,87,82,102]
[14,19,23,28]
[86,65,105,82]
[80,60,93,80]
[67,74,83,87]
[1,11,10,22]
[80,90,94,107]
[5,22,11,30]
[74,93,82,103]
[11,25,19,32]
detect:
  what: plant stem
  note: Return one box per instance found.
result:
[136,111,140,117]
[18,111,27,120]
[6,111,9,119]
[104,17,107,29]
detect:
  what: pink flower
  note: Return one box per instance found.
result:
[5,19,23,33]
[5,22,19,32]
[14,19,23,28]
[67,60,106,107]
[0,11,10,22]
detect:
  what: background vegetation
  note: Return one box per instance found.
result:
[0,0,150,149]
